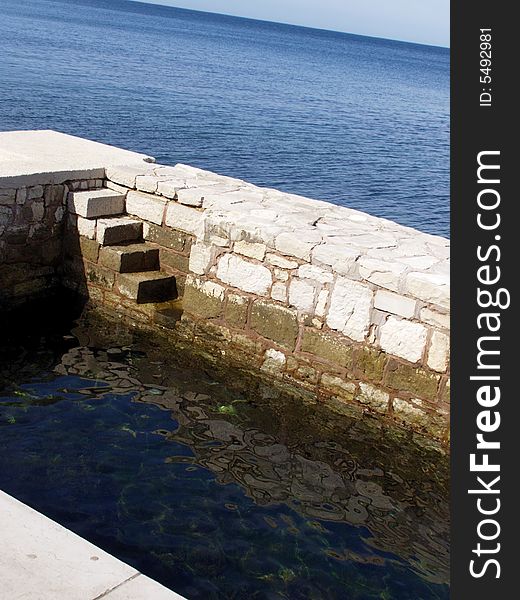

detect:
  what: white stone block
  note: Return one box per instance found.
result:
[420,307,450,330]
[311,243,360,276]
[275,231,322,261]
[326,277,373,342]
[165,202,205,237]
[358,257,406,292]
[379,316,427,363]
[135,175,161,194]
[105,164,154,189]
[126,191,166,225]
[189,242,216,275]
[374,290,416,318]
[427,330,450,372]
[74,215,96,239]
[274,268,289,282]
[271,282,287,302]
[288,278,316,313]
[405,272,450,309]
[156,178,186,199]
[265,253,299,269]
[297,263,333,284]
[216,253,272,295]
[315,289,329,317]
[234,240,266,261]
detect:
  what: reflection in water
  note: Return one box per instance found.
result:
[0,307,449,599]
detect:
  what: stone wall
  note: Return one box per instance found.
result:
[0,177,105,308]
[93,162,450,442]
[0,154,450,442]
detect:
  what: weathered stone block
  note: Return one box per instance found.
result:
[326,277,373,342]
[354,347,387,383]
[126,190,166,225]
[96,218,143,246]
[117,272,178,304]
[79,236,100,263]
[143,222,192,252]
[159,248,190,273]
[250,300,299,349]
[0,189,16,205]
[261,348,287,374]
[301,329,353,368]
[379,316,427,363]
[27,185,44,200]
[183,276,225,318]
[321,374,356,397]
[385,360,440,401]
[224,293,249,327]
[216,253,272,295]
[84,262,115,289]
[98,244,159,273]
[392,399,432,430]
[356,382,389,413]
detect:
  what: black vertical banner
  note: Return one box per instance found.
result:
[451,2,515,598]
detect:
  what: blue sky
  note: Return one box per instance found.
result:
[132,0,450,46]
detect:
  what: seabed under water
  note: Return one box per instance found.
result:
[0,293,449,600]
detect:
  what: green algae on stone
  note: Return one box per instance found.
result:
[250,300,299,349]
[385,360,440,401]
[301,329,354,369]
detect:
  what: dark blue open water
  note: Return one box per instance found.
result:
[0,0,449,236]
[0,304,449,599]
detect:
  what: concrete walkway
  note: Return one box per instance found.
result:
[0,491,187,600]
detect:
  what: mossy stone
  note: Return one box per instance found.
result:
[301,329,353,368]
[250,300,299,349]
[385,360,440,401]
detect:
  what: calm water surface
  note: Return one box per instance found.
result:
[0,0,449,236]
[0,304,449,599]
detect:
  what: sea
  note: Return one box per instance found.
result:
[0,0,449,237]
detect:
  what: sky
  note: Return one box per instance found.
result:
[132,0,450,47]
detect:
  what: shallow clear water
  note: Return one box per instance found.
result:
[0,0,449,237]
[0,306,449,599]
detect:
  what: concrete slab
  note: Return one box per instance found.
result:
[0,491,186,600]
[0,130,155,188]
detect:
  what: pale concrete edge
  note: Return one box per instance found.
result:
[0,491,187,600]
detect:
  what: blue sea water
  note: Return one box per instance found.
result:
[0,0,449,236]
[0,306,450,599]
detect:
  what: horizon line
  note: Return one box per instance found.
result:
[127,0,450,49]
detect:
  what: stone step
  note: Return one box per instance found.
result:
[98,243,159,273]
[68,189,126,219]
[117,272,178,304]
[96,217,143,246]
